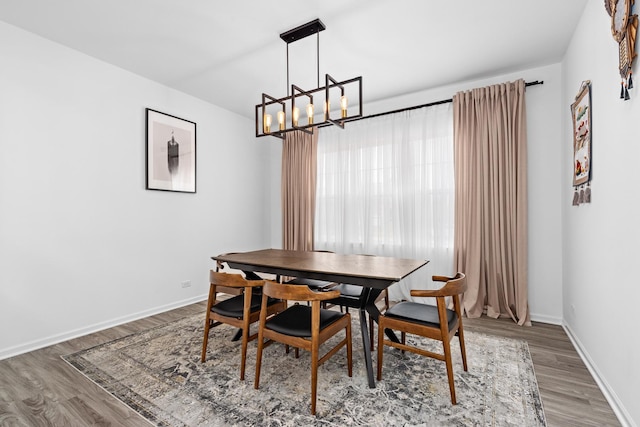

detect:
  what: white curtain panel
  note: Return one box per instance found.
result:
[315,103,454,302]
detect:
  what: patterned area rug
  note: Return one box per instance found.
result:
[62,313,546,426]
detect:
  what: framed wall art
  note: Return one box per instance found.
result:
[146,108,196,193]
[570,81,591,205]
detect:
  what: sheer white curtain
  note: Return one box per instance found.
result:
[315,103,454,301]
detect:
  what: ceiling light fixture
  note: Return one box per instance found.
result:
[256,19,363,139]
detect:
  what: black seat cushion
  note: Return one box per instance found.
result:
[334,283,363,297]
[265,304,346,338]
[285,277,335,290]
[211,294,280,319]
[325,284,365,309]
[384,301,457,331]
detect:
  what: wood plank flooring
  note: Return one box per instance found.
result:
[463,316,621,427]
[0,302,621,426]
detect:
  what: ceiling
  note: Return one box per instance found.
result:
[0,0,588,119]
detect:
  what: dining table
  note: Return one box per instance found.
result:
[212,248,429,388]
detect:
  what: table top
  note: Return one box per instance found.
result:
[213,249,428,289]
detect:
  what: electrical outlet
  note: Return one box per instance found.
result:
[181,280,191,288]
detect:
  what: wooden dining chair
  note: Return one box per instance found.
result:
[254,281,353,415]
[201,271,287,381]
[377,273,467,404]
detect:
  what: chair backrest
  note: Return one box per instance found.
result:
[210,271,264,289]
[410,273,466,298]
[435,272,466,295]
[262,281,340,302]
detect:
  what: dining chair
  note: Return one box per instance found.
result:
[254,281,353,415]
[376,273,467,404]
[201,271,287,381]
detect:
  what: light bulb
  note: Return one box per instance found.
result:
[306,103,314,125]
[277,110,285,131]
[264,113,272,133]
[292,106,300,127]
[340,96,348,118]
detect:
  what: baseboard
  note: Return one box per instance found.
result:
[529,312,562,325]
[0,294,208,361]
[562,322,635,427]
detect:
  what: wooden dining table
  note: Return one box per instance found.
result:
[212,248,429,388]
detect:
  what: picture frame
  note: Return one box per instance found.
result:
[570,81,591,187]
[146,108,196,193]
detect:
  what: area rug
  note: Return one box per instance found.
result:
[62,313,546,426]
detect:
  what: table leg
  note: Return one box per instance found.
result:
[231,328,243,342]
[358,287,376,388]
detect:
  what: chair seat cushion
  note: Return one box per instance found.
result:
[285,278,335,290]
[384,301,457,331]
[211,294,280,318]
[265,304,346,338]
[334,283,363,297]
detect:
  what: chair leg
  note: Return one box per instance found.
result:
[240,327,249,381]
[346,320,353,377]
[442,337,457,405]
[201,318,211,363]
[254,330,265,390]
[311,343,319,415]
[458,323,468,372]
[376,317,384,381]
[201,285,216,363]
[368,316,374,351]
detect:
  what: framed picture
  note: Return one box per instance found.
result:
[146,108,196,193]
[570,81,591,187]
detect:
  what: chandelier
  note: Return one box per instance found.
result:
[256,19,363,138]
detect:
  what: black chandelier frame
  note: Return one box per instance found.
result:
[255,19,363,139]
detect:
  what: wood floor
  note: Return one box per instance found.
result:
[0,301,621,426]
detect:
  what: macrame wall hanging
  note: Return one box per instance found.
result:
[605,0,638,100]
[571,81,592,206]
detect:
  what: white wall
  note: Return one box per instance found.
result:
[268,63,565,323]
[562,2,639,426]
[0,22,272,359]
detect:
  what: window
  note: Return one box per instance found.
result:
[315,103,455,300]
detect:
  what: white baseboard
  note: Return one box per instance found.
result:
[562,322,635,427]
[0,294,208,361]
[529,312,562,325]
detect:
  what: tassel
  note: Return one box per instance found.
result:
[578,188,585,204]
[585,184,591,203]
[625,86,630,100]
[628,71,634,89]
[621,81,625,98]
[572,190,579,206]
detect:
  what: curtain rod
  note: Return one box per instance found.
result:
[321,80,543,126]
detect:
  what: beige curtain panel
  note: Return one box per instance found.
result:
[281,130,318,251]
[452,79,530,326]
